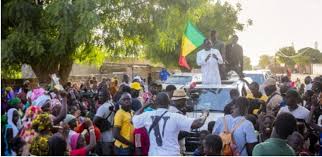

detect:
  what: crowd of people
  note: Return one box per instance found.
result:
[1,73,321,156]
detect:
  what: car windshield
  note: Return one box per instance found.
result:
[191,88,232,111]
[244,74,265,85]
[165,76,192,85]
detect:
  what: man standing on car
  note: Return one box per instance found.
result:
[197,39,223,85]
[226,35,244,78]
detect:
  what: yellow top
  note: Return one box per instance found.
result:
[246,93,268,115]
[246,93,268,102]
[113,108,134,148]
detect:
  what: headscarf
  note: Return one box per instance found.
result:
[63,114,76,124]
[8,97,21,107]
[31,88,46,102]
[7,108,19,137]
[33,95,51,108]
[70,133,80,150]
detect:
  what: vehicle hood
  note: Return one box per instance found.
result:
[186,111,224,131]
[162,84,185,90]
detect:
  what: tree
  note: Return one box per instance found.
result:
[276,46,296,68]
[2,0,106,83]
[293,47,322,65]
[2,0,250,82]
[258,55,273,69]
[243,56,252,70]
[144,1,251,68]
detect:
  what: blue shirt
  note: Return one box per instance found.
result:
[159,70,170,81]
[212,115,258,156]
[279,100,287,108]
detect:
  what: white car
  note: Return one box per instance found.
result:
[243,70,273,95]
[184,79,251,153]
[185,80,250,130]
[243,70,272,85]
[162,73,202,90]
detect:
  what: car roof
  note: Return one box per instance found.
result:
[185,83,238,89]
[243,70,266,74]
[173,73,202,77]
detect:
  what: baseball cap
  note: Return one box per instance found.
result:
[130,82,142,90]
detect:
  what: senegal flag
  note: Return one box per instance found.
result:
[179,21,205,69]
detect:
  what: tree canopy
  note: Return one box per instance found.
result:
[275,46,322,69]
[258,55,274,69]
[276,46,296,68]
[243,56,252,70]
[2,0,250,82]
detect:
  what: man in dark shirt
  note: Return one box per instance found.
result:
[226,35,244,78]
[224,89,240,115]
[210,30,227,80]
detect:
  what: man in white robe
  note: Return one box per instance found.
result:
[197,39,223,85]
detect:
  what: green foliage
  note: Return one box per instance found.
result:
[293,47,322,65]
[2,0,249,80]
[276,46,296,68]
[145,1,249,68]
[243,56,252,70]
[2,0,109,81]
[1,64,22,79]
[258,55,274,69]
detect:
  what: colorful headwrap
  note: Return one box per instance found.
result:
[8,97,21,107]
[31,88,46,102]
[33,95,51,108]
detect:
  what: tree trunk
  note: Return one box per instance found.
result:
[31,63,59,84]
[31,57,73,85]
[58,57,74,84]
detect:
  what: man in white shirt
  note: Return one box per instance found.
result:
[93,89,115,155]
[132,92,209,156]
[197,39,223,85]
[278,89,310,123]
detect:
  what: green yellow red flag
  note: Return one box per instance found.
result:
[179,21,205,69]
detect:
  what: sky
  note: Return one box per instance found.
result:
[222,0,322,65]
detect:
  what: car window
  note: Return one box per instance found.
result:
[244,74,265,85]
[190,88,232,111]
[165,76,192,85]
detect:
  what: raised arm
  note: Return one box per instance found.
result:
[53,92,67,125]
[85,120,97,151]
[191,111,209,129]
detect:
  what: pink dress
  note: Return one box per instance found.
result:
[134,127,150,156]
